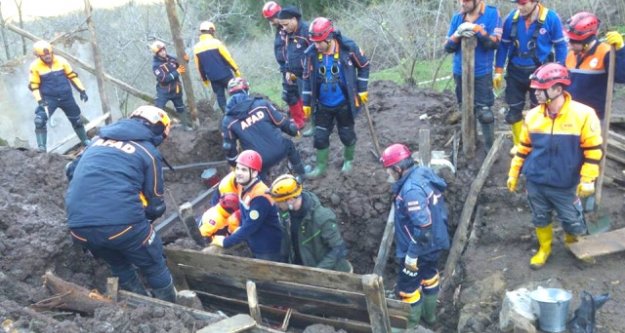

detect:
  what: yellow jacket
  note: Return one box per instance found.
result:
[193,34,239,83]
[28,55,85,102]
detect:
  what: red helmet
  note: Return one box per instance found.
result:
[236,150,262,171]
[380,144,412,168]
[219,193,240,212]
[529,63,571,90]
[565,12,600,42]
[227,77,249,95]
[309,17,334,42]
[262,1,281,19]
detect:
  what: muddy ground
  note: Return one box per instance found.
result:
[1,80,624,332]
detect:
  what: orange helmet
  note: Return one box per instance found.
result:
[529,63,571,90]
[565,12,600,43]
[380,144,412,168]
[309,17,335,42]
[262,1,281,19]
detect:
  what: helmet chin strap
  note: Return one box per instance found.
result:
[543,89,562,105]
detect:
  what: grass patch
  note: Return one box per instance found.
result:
[370,56,454,91]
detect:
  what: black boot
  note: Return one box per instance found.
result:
[151,281,176,303]
[119,273,148,296]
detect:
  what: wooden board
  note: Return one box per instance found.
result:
[197,314,256,333]
[49,112,112,154]
[568,228,625,259]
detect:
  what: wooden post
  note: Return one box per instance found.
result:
[106,277,119,302]
[363,104,382,157]
[179,202,206,247]
[461,37,476,159]
[362,274,391,333]
[83,0,112,124]
[164,0,198,124]
[246,280,262,325]
[441,134,504,294]
[419,128,431,167]
[373,205,395,276]
[595,46,616,206]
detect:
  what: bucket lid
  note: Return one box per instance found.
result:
[201,168,217,180]
[530,288,572,304]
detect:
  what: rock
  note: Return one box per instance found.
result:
[176,290,204,310]
[499,288,536,332]
[330,193,341,206]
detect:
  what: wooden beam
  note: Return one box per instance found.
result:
[48,111,111,154]
[568,227,625,260]
[197,314,257,333]
[362,274,392,333]
[179,201,206,247]
[442,134,504,294]
[118,289,224,322]
[595,47,616,206]
[106,277,119,302]
[419,128,431,167]
[154,187,216,236]
[165,249,363,292]
[246,280,262,325]
[461,36,477,158]
[373,205,395,276]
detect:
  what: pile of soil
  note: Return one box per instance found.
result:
[1,80,624,332]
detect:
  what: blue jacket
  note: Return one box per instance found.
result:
[66,119,167,228]
[274,28,287,73]
[445,3,502,77]
[223,179,283,255]
[392,166,450,259]
[152,54,182,96]
[283,19,310,76]
[302,33,370,116]
[222,93,298,169]
[496,5,567,68]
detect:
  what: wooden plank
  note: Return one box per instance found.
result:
[106,277,119,302]
[118,289,224,322]
[362,274,392,333]
[609,130,625,145]
[48,112,111,154]
[154,187,216,236]
[568,228,625,260]
[373,205,395,276]
[165,249,363,291]
[419,128,432,167]
[610,114,625,124]
[179,201,206,246]
[442,134,504,294]
[246,281,262,324]
[461,36,476,158]
[596,46,616,206]
[197,314,257,333]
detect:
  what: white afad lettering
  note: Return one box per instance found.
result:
[92,139,136,154]
[240,110,265,130]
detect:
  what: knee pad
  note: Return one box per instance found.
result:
[175,105,186,113]
[476,106,494,124]
[338,126,356,146]
[34,114,47,129]
[313,126,330,150]
[504,107,523,124]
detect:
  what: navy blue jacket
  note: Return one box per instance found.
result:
[283,19,310,76]
[222,93,298,169]
[66,119,166,228]
[152,54,182,96]
[302,33,370,116]
[392,166,450,259]
[274,28,287,73]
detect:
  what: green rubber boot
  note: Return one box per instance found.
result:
[341,144,355,175]
[74,125,90,146]
[35,129,47,152]
[422,292,439,325]
[302,119,315,137]
[407,301,423,329]
[306,148,329,179]
[179,112,194,131]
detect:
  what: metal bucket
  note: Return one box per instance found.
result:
[201,168,219,188]
[530,288,572,333]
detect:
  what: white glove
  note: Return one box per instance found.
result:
[454,22,477,39]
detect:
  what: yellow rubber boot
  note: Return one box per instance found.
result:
[510,120,523,155]
[564,233,578,248]
[530,224,553,270]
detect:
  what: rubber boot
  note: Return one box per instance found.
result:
[564,233,578,248]
[119,273,148,296]
[151,281,176,303]
[510,120,523,155]
[74,125,91,146]
[179,112,194,131]
[422,292,439,325]
[35,129,47,152]
[480,122,495,151]
[530,224,553,270]
[406,301,423,329]
[302,119,315,137]
[306,148,329,179]
[341,144,355,175]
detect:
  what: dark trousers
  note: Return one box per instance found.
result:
[313,103,356,150]
[211,76,233,113]
[35,95,83,129]
[453,73,494,108]
[396,251,441,296]
[504,64,538,124]
[155,91,186,113]
[526,180,587,235]
[70,222,172,290]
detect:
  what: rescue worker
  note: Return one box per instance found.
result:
[210,150,285,262]
[150,40,193,131]
[444,0,502,150]
[222,77,306,181]
[379,143,450,327]
[507,63,603,269]
[193,21,241,113]
[199,172,241,239]
[564,12,625,121]
[28,40,90,152]
[267,174,352,272]
[65,105,176,302]
[262,1,286,75]
[303,17,370,178]
[494,0,567,154]
[276,5,308,129]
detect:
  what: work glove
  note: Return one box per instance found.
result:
[507,176,518,193]
[177,64,186,74]
[493,68,504,90]
[285,72,297,83]
[211,235,225,247]
[38,99,48,108]
[234,69,242,78]
[576,181,595,198]
[303,105,312,118]
[404,256,418,272]
[202,80,210,88]
[182,54,190,62]
[453,22,476,38]
[358,91,369,104]
[79,90,88,102]
[605,31,624,50]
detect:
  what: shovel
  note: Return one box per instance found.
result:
[584,45,616,235]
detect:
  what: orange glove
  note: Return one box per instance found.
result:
[177,64,186,74]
